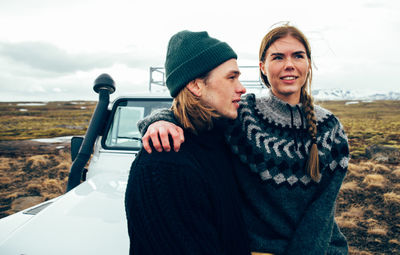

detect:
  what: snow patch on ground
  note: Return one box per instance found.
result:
[31,136,74,143]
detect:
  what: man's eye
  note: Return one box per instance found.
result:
[272,56,282,60]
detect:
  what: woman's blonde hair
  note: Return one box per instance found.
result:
[259,24,320,181]
[172,76,220,134]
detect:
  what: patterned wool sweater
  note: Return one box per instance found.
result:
[137,91,350,255]
[226,92,349,254]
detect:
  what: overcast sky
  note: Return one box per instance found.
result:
[0,0,399,102]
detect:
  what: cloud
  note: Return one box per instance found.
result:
[0,38,163,102]
[0,41,115,74]
[0,0,399,101]
[0,41,162,75]
[0,58,151,102]
[362,0,396,9]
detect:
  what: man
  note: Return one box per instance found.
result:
[124,30,250,255]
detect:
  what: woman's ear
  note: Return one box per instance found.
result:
[186,79,203,97]
[259,61,266,76]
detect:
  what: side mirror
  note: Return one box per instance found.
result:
[71,136,84,161]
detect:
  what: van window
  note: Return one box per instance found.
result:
[103,98,172,150]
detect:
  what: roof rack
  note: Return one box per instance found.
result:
[149,66,264,92]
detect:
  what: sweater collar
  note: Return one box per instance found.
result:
[255,90,306,129]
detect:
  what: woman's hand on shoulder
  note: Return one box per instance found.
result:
[142,121,184,153]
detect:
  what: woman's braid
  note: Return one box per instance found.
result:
[301,87,320,181]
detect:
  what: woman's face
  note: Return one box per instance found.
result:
[260,35,310,105]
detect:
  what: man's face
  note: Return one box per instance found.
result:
[200,59,246,119]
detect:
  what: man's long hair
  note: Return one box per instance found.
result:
[172,82,220,134]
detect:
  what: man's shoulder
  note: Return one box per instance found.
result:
[134,139,202,169]
[135,147,191,164]
[130,146,208,189]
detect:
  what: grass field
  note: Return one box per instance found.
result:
[0,100,399,254]
[318,100,400,159]
[2,100,400,159]
[0,101,96,141]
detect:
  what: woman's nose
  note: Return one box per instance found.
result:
[284,58,295,70]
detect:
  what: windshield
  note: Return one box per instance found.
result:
[103,98,172,150]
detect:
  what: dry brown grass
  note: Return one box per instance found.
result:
[1,191,21,201]
[42,179,64,194]
[358,161,376,171]
[347,163,368,178]
[362,174,387,189]
[26,183,42,196]
[389,239,400,245]
[366,218,388,235]
[337,217,359,229]
[55,161,70,171]
[393,184,400,192]
[0,142,71,219]
[340,181,362,193]
[0,158,11,170]
[336,206,364,230]
[0,176,12,185]
[392,168,400,178]
[342,206,365,218]
[372,164,391,174]
[27,155,49,166]
[367,221,389,236]
[25,155,51,172]
[337,159,400,254]
[367,227,388,236]
[348,247,374,255]
[383,192,400,206]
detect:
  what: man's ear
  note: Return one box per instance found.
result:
[186,79,203,97]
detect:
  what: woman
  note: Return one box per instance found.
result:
[125,30,250,255]
[139,24,349,255]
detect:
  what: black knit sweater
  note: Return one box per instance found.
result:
[125,125,251,255]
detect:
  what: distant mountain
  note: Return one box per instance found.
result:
[312,89,400,101]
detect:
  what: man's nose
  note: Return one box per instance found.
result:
[236,81,246,94]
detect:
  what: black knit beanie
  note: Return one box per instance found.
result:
[165,30,237,97]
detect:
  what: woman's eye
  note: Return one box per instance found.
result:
[295,54,304,59]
